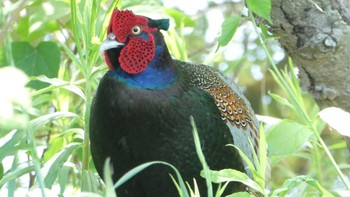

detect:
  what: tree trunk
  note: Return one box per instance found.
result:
[269,0,350,112]
[269,0,350,150]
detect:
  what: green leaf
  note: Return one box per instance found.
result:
[269,92,294,109]
[266,120,313,156]
[11,41,60,89]
[58,166,70,196]
[215,182,229,197]
[165,8,195,28]
[113,161,163,189]
[226,192,254,197]
[16,16,30,38]
[0,163,3,180]
[113,161,189,197]
[257,124,268,189]
[0,162,35,188]
[0,130,28,161]
[35,75,86,101]
[30,112,77,131]
[42,143,80,188]
[259,23,274,39]
[190,116,213,197]
[226,144,256,175]
[81,170,102,193]
[0,46,7,67]
[246,0,272,23]
[43,136,65,162]
[205,169,264,194]
[165,29,188,61]
[185,178,200,197]
[271,176,335,197]
[217,16,241,49]
[103,158,117,197]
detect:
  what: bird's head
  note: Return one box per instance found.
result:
[100,9,170,74]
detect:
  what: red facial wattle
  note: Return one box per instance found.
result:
[105,9,157,74]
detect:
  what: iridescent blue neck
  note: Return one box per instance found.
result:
[108,45,176,89]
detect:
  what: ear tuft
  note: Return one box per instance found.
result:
[148,19,170,31]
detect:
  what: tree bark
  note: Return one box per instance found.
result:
[269,0,350,112]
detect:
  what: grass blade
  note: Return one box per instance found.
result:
[190,116,213,197]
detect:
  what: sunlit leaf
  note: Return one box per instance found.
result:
[217,16,241,49]
[0,162,35,188]
[269,92,293,109]
[205,169,264,194]
[319,107,350,137]
[246,0,272,23]
[266,120,312,156]
[35,75,86,101]
[0,130,28,161]
[30,112,77,130]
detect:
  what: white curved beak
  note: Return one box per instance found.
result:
[99,33,124,52]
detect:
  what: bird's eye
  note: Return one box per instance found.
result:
[131,25,142,35]
[108,33,116,40]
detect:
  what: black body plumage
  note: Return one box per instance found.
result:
[90,9,259,197]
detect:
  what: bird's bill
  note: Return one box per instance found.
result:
[99,33,124,52]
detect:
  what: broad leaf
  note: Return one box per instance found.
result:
[246,0,272,23]
[11,41,60,89]
[217,16,241,49]
[266,120,312,156]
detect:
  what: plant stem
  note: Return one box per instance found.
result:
[248,10,350,190]
[82,71,92,171]
[27,125,46,197]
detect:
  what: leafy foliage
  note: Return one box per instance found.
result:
[266,120,312,156]
[11,41,60,89]
[217,16,241,50]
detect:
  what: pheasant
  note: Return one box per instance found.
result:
[90,8,260,196]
